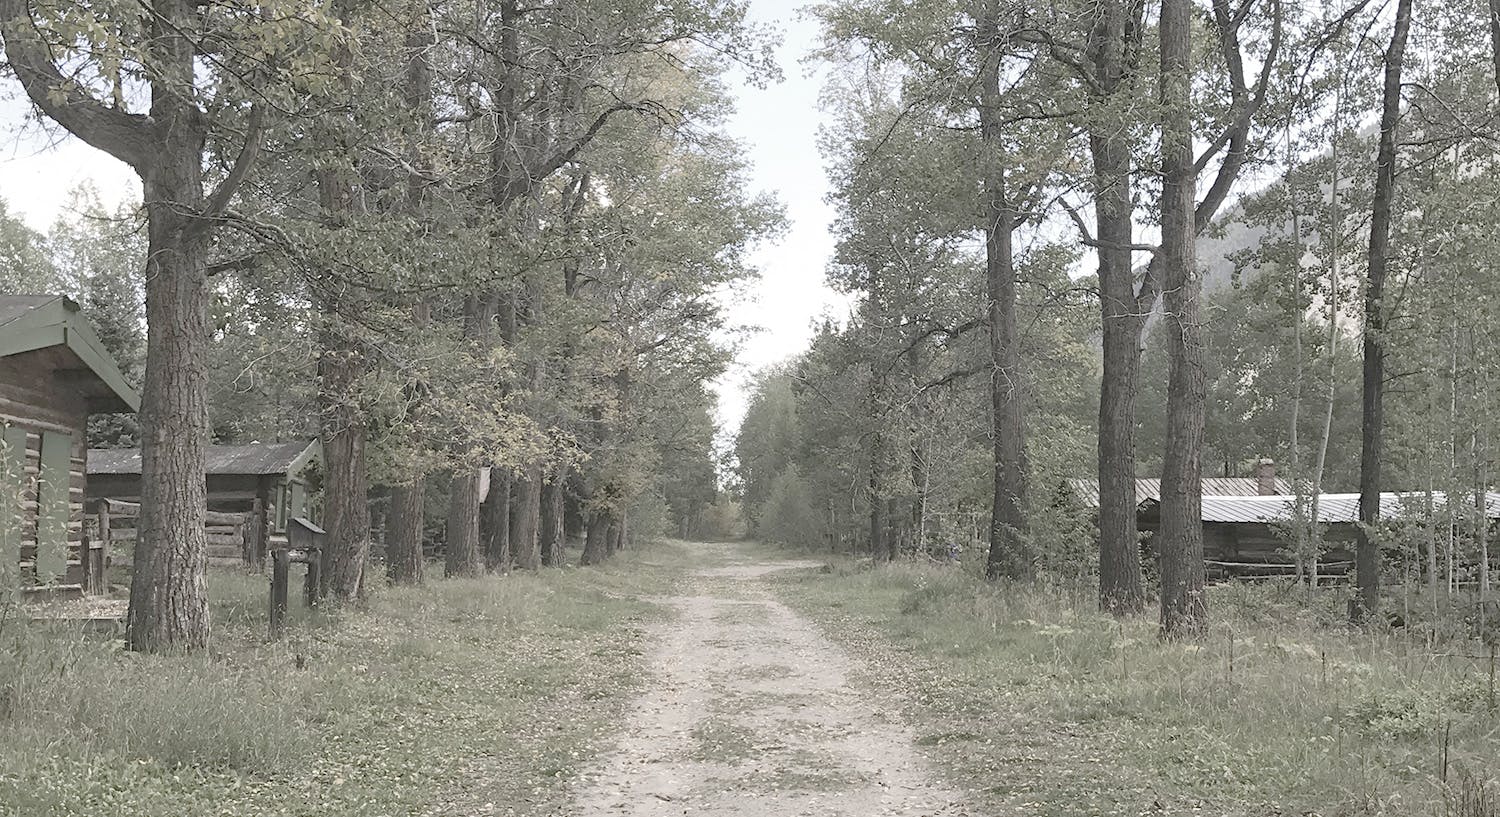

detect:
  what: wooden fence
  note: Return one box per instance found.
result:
[91,498,259,571]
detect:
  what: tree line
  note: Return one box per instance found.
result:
[735,0,1500,636]
[1,0,774,652]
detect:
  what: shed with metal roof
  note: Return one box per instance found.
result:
[1066,476,1293,508]
[1135,491,1500,581]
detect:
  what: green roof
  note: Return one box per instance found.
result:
[0,295,140,413]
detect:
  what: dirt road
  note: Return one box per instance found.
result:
[567,543,967,816]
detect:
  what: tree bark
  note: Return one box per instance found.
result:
[446,469,484,577]
[444,294,496,578]
[386,477,425,585]
[312,0,373,602]
[868,425,890,561]
[318,344,370,599]
[1157,0,1208,638]
[481,468,512,571]
[1355,0,1413,623]
[510,464,543,569]
[580,510,610,565]
[540,470,566,566]
[606,513,625,556]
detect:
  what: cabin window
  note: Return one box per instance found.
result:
[36,431,71,581]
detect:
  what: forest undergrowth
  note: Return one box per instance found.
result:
[0,542,687,817]
[770,556,1500,817]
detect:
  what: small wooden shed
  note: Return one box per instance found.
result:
[0,295,140,596]
[1138,491,1500,580]
[87,440,321,561]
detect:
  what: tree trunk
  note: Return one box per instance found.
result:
[540,470,565,566]
[977,14,1030,580]
[318,350,370,599]
[385,1,435,590]
[606,512,626,555]
[580,510,610,566]
[481,468,512,571]
[1309,74,1345,585]
[1355,0,1413,623]
[868,427,890,561]
[446,470,484,577]
[511,464,543,569]
[129,166,212,652]
[386,478,425,585]
[309,0,373,603]
[444,294,496,578]
[1087,0,1147,614]
[1156,0,1208,638]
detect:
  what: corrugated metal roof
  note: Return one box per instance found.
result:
[88,441,319,476]
[1067,477,1292,508]
[1193,492,1500,524]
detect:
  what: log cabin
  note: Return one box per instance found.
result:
[1068,461,1500,580]
[0,295,140,597]
[1136,491,1500,580]
[87,439,321,563]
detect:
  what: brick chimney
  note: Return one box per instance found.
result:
[1255,458,1279,495]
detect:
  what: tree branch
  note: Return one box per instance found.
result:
[196,101,265,232]
[0,1,153,171]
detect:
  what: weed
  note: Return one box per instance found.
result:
[0,543,683,817]
[772,558,1500,817]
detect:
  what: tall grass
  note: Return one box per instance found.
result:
[0,542,678,817]
[779,560,1500,816]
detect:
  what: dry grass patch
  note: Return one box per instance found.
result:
[771,559,1500,817]
[0,541,685,817]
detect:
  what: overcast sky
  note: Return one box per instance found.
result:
[0,0,840,439]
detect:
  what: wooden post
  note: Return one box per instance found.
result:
[80,530,93,594]
[241,506,255,565]
[82,534,105,595]
[1488,640,1496,712]
[97,499,110,568]
[252,494,269,567]
[270,548,290,639]
[304,552,320,610]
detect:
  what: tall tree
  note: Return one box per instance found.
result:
[1354,0,1415,623]
[0,0,332,651]
[1155,0,1206,637]
[1082,0,1149,613]
[976,0,1029,580]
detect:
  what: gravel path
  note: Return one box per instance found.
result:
[568,543,968,816]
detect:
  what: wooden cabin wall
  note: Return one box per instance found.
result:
[0,348,91,588]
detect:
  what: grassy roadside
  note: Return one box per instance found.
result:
[769,558,1500,817]
[0,541,692,817]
